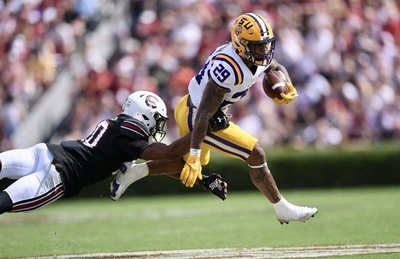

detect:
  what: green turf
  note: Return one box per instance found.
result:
[0,187,399,258]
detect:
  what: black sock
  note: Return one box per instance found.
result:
[0,191,12,214]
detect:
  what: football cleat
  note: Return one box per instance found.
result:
[275,205,318,225]
[110,163,129,201]
[110,178,125,201]
[201,173,228,201]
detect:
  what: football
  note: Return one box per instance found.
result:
[262,70,289,99]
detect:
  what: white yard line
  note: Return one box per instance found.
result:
[35,243,400,259]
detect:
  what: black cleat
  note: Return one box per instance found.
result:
[201,173,228,201]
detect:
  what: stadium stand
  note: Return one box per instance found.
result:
[1,0,399,151]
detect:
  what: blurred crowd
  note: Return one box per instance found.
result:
[0,0,101,150]
[1,0,400,151]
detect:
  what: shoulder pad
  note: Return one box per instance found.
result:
[120,118,150,141]
[211,53,244,86]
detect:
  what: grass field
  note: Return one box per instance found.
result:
[0,186,399,258]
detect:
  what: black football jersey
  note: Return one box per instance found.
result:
[46,114,151,197]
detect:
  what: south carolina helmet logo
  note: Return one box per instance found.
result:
[145,95,158,109]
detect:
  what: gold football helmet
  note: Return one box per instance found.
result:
[231,13,276,66]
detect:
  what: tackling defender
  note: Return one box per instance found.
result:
[0,91,227,214]
[111,13,317,224]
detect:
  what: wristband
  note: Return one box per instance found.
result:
[190,148,201,157]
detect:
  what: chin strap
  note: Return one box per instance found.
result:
[248,162,267,169]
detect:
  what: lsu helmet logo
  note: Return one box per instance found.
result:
[235,25,242,36]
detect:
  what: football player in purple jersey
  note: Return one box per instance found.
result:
[111,13,317,224]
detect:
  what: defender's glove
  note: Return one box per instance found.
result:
[201,173,227,201]
[273,82,298,104]
[180,149,202,187]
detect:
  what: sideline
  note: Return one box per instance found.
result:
[35,243,400,259]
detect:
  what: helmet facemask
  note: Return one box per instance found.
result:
[149,112,168,142]
[244,37,276,66]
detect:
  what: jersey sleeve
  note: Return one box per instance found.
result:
[120,118,150,141]
[210,54,244,92]
[115,137,150,159]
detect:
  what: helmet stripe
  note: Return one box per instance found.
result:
[246,13,268,36]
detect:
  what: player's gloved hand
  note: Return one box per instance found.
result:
[180,148,202,187]
[201,173,227,201]
[273,82,298,104]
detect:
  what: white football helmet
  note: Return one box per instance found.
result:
[122,91,168,142]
